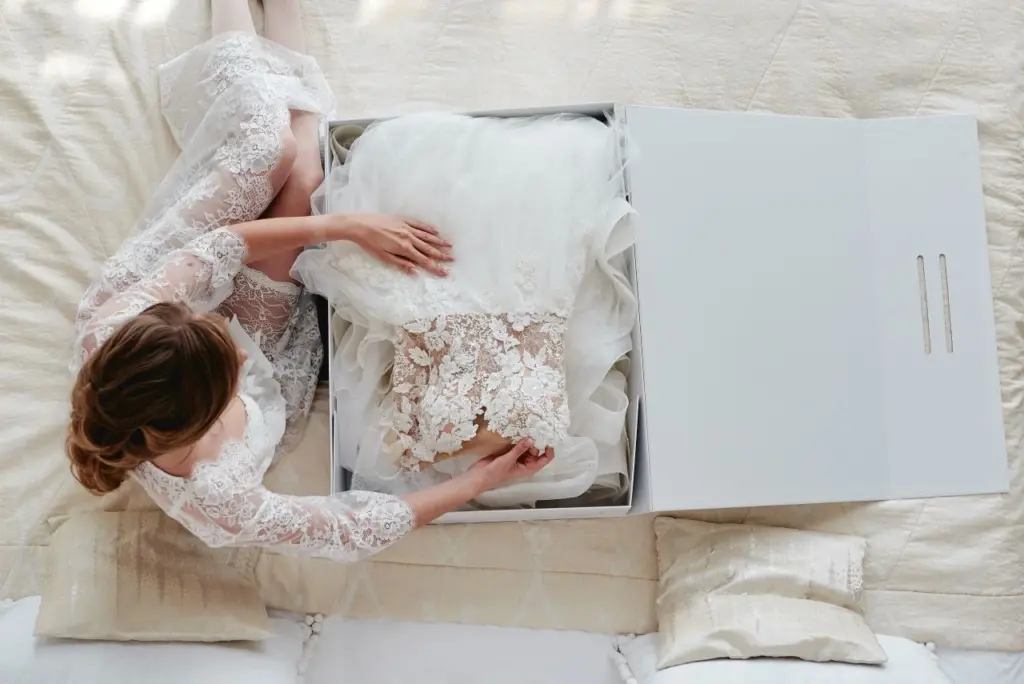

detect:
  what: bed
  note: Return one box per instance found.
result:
[4,598,1020,683]
[0,0,1021,655]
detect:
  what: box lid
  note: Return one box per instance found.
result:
[625,106,1008,511]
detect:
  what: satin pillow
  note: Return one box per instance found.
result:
[615,632,951,684]
[654,518,886,668]
[35,511,270,641]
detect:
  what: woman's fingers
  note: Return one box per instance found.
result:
[399,243,447,277]
[381,252,416,275]
[529,448,553,468]
[383,244,447,277]
[496,439,534,465]
[411,236,454,263]
[415,230,452,249]
[405,220,452,248]
[405,218,438,235]
[526,450,554,474]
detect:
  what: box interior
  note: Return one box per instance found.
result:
[314,104,1007,523]
[317,104,647,523]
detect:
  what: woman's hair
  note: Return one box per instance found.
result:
[67,301,241,495]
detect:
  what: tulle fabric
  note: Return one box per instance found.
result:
[294,112,636,507]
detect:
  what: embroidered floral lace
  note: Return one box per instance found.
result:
[137,422,413,562]
[70,33,415,562]
[389,313,571,470]
[294,111,635,502]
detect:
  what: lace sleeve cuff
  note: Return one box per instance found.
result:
[334,491,416,554]
[133,447,416,563]
[189,228,248,294]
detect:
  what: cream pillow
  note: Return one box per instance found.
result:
[4,597,305,684]
[35,511,271,641]
[615,633,952,684]
[654,517,886,668]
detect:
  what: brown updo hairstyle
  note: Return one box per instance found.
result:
[67,301,242,495]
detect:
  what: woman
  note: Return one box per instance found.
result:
[66,0,551,562]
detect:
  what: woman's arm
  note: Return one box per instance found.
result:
[403,439,554,526]
[230,214,347,262]
[231,213,453,276]
[73,230,248,365]
[73,212,452,365]
[135,439,551,562]
[402,470,487,526]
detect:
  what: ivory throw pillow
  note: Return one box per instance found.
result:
[614,633,952,684]
[3,597,304,684]
[654,518,886,668]
[35,511,271,641]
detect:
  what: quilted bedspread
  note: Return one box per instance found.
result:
[0,0,1021,650]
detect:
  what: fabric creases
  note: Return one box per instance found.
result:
[654,518,887,668]
[294,111,637,507]
[2,0,1021,650]
[33,512,272,641]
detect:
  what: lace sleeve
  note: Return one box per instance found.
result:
[73,229,247,367]
[134,441,416,562]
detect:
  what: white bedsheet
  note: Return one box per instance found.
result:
[0,0,1021,651]
[0,597,621,684]
[615,633,956,684]
[936,649,1024,684]
[0,597,307,684]
[302,616,621,684]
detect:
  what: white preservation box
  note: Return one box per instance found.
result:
[318,104,1009,524]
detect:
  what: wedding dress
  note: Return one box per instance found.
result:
[68,33,414,561]
[294,112,637,507]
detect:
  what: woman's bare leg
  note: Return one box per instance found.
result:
[208,0,296,220]
[212,0,257,35]
[264,0,323,202]
[250,0,324,283]
[262,0,306,50]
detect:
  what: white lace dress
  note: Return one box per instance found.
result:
[295,112,637,507]
[70,33,414,562]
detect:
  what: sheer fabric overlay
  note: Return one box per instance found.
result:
[390,312,571,470]
[294,112,637,508]
[70,33,415,562]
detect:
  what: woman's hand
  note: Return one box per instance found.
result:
[346,213,453,277]
[230,213,453,274]
[466,439,554,494]
[400,438,553,527]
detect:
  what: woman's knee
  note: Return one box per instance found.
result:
[282,164,324,201]
[272,158,324,215]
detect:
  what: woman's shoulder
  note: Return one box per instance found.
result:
[137,396,251,482]
[186,395,252,468]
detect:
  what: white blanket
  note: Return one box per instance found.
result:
[0,0,1020,651]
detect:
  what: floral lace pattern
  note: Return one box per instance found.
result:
[389,312,571,470]
[219,267,322,453]
[72,33,414,561]
[158,32,330,149]
[137,437,413,562]
[70,32,320,424]
[73,229,248,367]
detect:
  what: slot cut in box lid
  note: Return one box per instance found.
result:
[626,106,1007,512]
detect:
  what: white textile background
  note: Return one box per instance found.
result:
[0,0,1020,649]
